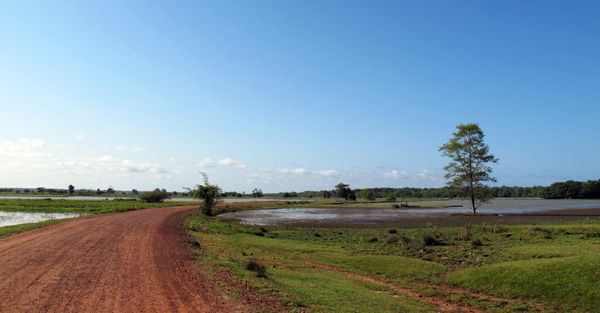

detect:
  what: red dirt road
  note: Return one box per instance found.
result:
[0,206,240,313]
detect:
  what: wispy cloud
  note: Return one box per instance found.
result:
[74,134,85,141]
[133,147,146,152]
[114,146,127,152]
[78,155,168,174]
[384,169,442,182]
[198,157,246,169]
[197,158,216,168]
[0,139,55,160]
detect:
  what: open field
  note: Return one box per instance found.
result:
[3,199,600,312]
[186,202,600,312]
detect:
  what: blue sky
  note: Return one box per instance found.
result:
[1,1,598,193]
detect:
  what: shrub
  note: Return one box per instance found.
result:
[455,228,472,241]
[245,258,268,278]
[471,237,483,248]
[139,189,170,203]
[399,235,412,245]
[388,228,398,234]
[420,232,437,246]
[384,235,399,244]
[367,237,378,243]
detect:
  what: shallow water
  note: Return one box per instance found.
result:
[0,211,87,228]
[219,199,600,226]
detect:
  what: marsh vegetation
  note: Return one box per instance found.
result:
[187,201,600,312]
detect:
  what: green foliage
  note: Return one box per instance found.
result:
[439,123,498,213]
[186,172,222,216]
[385,193,397,202]
[542,179,600,199]
[335,183,351,200]
[359,188,376,201]
[138,188,170,203]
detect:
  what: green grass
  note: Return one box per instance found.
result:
[447,255,600,312]
[0,199,193,237]
[0,198,192,214]
[271,267,435,313]
[0,218,71,237]
[186,210,600,312]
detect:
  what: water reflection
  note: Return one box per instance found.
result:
[0,211,87,228]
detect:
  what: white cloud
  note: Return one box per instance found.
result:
[20,138,45,148]
[198,157,246,169]
[384,169,408,179]
[80,155,168,174]
[292,168,308,175]
[318,169,337,176]
[217,158,246,169]
[74,134,85,141]
[0,139,55,160]
[133,147,146,152]
[197,158,216,168]
[384,169,442,182]
[114,146,127,152]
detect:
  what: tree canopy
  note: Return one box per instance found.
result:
[439,123,498,213]
[335,183,352,200]
[186,172,222,216]
[139,188,170,203]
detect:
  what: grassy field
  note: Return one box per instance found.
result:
[0,198,193,214]
[185,209,600,312]
[0,199,193,237]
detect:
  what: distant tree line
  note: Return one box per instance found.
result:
[540,180,600,199]
[2,179,598,200]
[262,179,600,200]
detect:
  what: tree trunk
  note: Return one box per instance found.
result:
[471,194,476,214]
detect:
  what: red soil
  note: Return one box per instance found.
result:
[0,206,243,313]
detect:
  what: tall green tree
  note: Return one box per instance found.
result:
[186,172,222,216]
[335,183,351,200]
[439,123,499,214]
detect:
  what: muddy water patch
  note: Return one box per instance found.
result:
[0,211,87,227]
[218,199,600,227]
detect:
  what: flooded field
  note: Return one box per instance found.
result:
[219,199,600,228]
[0,211,86,228]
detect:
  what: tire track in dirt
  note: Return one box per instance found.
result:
[0,206,242,313]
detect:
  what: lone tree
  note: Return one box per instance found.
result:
[439,123,498,214]
[68,185,75,195]
[252,188,264,198]
[335,183,352,200]
[186,172,222,216]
